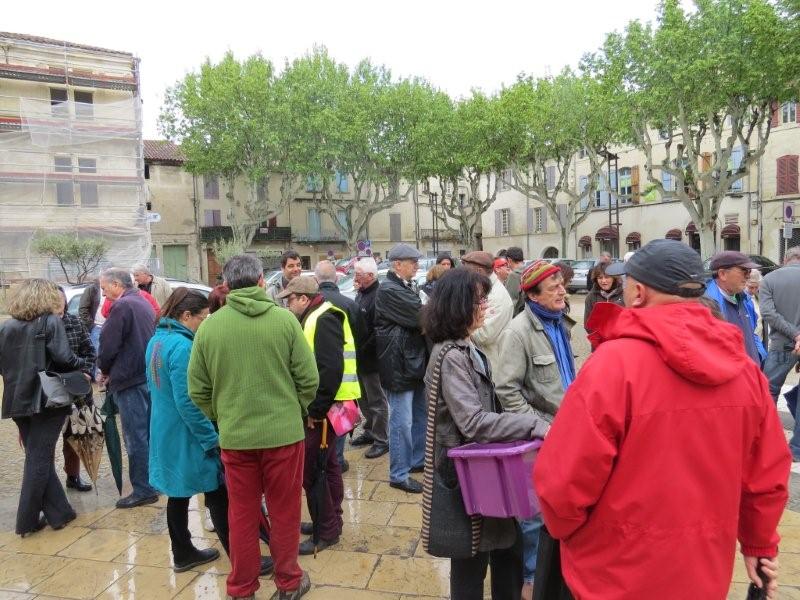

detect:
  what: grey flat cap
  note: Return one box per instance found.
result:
[388,243,422,261]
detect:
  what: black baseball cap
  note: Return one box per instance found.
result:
[605,239,706,297]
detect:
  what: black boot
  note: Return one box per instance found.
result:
[173,547,220,572]
[65,475,92,492]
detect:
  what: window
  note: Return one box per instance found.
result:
[661,170,675,198]
[78,158,98,207]
[54,156,73,205]
[203,209,221,226]
[579,175,590,211]
[545,165,556,190]
[782,102,797,125]
[144,164,150,179]
[308,209,321,237]
[50,88,68,117]
[73,90,93,119]
[458,193,467,207]
[336,209,347,230]
[728,147,744,192]
[777,155,799,196]
[204,175,219,199]
[595,171,616,208]
[335,171,348,193]
[500,209,510,236]
[628,240,641,251]
[619,168,632,204]
[581,245,593,259]
[534,208,543,233]
[389,213,401,242]
[306,174,322,193]
[578,147,588,159]
[257,178,268,203]
[658,127,671,140]
[499,169,513,192]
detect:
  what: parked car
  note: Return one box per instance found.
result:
[702,254,779,275]
[568,260,597,293]
[65,279,213,317]
[337,269,390,300]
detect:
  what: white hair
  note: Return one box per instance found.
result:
[132,263,152,275]
[355,257,378,275]
[785,246,800,264]
[623,251,635,263]
[314,260,338,283]
[748,269,762,283]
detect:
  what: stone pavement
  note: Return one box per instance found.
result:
[1,295,800,598]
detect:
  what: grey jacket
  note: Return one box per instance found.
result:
[760,263,800,351]
[424,339,546,551]
[505,268,526,316]
[494,305,570,418]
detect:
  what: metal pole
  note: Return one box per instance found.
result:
[432,192,438,256]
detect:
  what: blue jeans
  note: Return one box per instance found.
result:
[89,326,101,377]
[519,515,543,583]
[115,383,158,498]
[764,349,800,456]
[387,386,426,484]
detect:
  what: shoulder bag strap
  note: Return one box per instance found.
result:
[35,315,49,373]
[420,342,481,555]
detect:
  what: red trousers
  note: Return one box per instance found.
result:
[222,441,304,596]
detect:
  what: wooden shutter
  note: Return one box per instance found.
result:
[730,147,744,192]
[494,209,501,236]
[542,208,548,233]
[527,208,534,232]
[770,101,780,128]
[389,214,401,242]
[506,210,513,235]
[787,156,799,195]
[631,166,640,204]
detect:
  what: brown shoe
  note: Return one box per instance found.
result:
[270,571,311,600]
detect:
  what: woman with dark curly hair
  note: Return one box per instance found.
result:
[421,269,547,600]
[583,261,624,332]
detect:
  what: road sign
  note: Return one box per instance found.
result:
[146,212,161,223]
[784,202,795,223]
[357,240,372,256]
[784,224,794,239]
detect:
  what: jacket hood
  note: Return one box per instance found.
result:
[225,286,275,317]
[587,301,748,386]
[155,317,194,340]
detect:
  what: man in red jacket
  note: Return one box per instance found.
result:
[534,239,790,600]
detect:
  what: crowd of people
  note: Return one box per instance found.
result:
[0,239,796,599]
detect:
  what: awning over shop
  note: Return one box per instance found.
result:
[721,224,741,238]
[579,235,592,247]
[595,226,618,241]
[685,222,697,234]
[665,228,683,241]
[625,231,641,244]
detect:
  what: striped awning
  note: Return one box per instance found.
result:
[721,224,741,239]
[685,222,697,234]
[625,231,641,244]
[595,226,618,241]
[579,235,592,247]
[665,228,683,241]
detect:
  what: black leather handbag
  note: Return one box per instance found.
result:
[420,343,482,559]
[35,316,91,409]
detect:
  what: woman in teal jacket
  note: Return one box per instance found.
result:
[146,288,226,572]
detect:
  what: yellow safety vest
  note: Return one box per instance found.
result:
[303,301,361,401]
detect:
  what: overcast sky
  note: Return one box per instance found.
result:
[4,0,664,137]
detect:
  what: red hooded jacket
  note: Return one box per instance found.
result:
[533,301,790,600]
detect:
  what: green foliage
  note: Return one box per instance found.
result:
[32,234,109,285]
[211,239,246,268]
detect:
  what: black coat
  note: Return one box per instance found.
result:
[78,282,100,331]
[375,271,427,392]
[97,289,156,392]
[0,313,86,418]
[355,280,379,374]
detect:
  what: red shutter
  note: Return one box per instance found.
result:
[770,101,780,128]
[788,156,799,195]
[777,157,788,195]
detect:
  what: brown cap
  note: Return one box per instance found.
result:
[461,251,494,270]
[276,275,319,299]
[709,251,760,271]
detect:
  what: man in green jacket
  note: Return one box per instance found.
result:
[188,254,318,600]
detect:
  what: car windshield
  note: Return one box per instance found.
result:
[573,261,595,270]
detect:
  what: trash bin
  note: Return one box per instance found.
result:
[447,439,543,519]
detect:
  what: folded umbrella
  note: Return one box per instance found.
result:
[308,419,330,558]
[99,391,124,495]
[65,399,105,493]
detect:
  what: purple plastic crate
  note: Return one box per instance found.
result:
[447,439,543,519]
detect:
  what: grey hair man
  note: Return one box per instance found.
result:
[351,257,389,458]
[132,263,172,306]
[97,267,159,508]
[761,246,800,460]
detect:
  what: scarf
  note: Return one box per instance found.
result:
[527,299,576,390]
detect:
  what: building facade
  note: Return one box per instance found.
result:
[0,31,149,281]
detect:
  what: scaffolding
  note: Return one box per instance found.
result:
[0,32,150,282]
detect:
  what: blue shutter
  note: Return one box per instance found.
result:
[596,176,609,208]
[336,171,348,193]
[579,176,589,211]
[730,147,743,191]
[661,171,673,197]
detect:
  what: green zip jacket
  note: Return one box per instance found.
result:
[188,285,319,450]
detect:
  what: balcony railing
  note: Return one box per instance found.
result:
[253,226,291,242]
[200,226,233,243]
[292,229,345,243]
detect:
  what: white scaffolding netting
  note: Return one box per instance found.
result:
[0,96,150,282]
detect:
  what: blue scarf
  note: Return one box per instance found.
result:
[527,299,576,390]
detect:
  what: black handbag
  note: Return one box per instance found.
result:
[420,342,482,559]
[35,316,91,409]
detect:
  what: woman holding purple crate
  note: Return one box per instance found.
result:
[420,268,548,600]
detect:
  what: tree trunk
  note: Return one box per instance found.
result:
[560,226,569,260]
[699,226,717,259]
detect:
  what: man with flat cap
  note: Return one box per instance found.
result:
[375,243,427,493]
[704,250,766,365]
[534,239,790,600]
[461,251,513,371]
[278,275,358,556]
